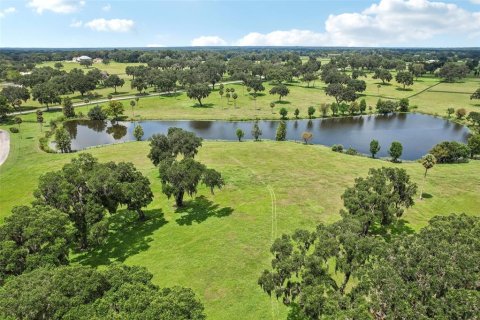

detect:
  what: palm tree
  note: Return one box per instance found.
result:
[420,154,436,200]
[130,100,136,118]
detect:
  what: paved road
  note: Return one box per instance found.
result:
[0,130,10,166]
[8,80,242,116]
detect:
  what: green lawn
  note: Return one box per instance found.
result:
[1,121,479,319]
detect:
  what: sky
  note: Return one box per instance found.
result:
[0,0,480,48]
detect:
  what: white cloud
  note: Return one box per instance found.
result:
[191,36,227,46]
[0,7,16,18]
[147,44,165,47]
[236,29,327,46]
[84,18,134,32]
[27,0,85,14]
[234,0,480,47]
[471,0,480,4]
[102,4,111,11]
[69,19,82,27]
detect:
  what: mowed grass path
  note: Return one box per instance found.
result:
[1,122,479,319]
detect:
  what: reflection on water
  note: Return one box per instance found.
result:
[62,114,471,160]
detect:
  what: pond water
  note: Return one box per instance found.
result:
[62,113,471,160]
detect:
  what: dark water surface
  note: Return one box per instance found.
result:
[63,113,470,160]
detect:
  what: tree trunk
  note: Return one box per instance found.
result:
[197,98,202,106]
[137,209,146,221]
[340,271,351,295]
[175,191,184,207]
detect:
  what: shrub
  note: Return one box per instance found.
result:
[429,141,471,163]
[275,121,286,141]
[468,135,480,158]
[456,108,467,119]
[389,141,403,162]
[345,147,358,155]
[88,105,107,120]
[9,127,19,133]
[332,144,344,152]
[398,98,409,112]
[376,99,398,114]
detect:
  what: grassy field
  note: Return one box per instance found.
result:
[1,121,479,319]
[8,60,480,120]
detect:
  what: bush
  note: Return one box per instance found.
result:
[9,127,19,133]
[345,147,358,155]
[398,98,409,112]
[376,99,398,114]
[332,144,344,152]
[429,141,471,163]
[456,108,467,119]
[88,105,107,120]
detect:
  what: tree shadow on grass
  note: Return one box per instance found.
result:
[421,193,433,199]
[72,208,167,267]
[175,195,233,226]
[370,219,415,242]
[191,103,214,108]
[275,100,291,104]
[396,87,413,92]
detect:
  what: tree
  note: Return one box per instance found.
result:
[55,127,72,153]
[270,102,275,113]
[467,111,480,127]
[319,103,330,117]
[159,158,223,207]
[79,59,93,68]
[54,62,63,69]
[104,74,125,93]
[279,107,288,119]
[232,92,238,107]
[369,139,380,158]
[0,205,72,279]
[467,134,480,158]
[307,106,315,119]
[446,107,455,118]
[438,62,469,82]
[395,71,414,89]
[148,128,203,166]
[325,83,357,104]
[36,109,44,131]
[302,73,318,87]
[389,141,403,162]
[105,100,125,120]
[34,154,154,249]
[1,86,30,109]
[0,264,206,320]
[32,82,61,110]
[429,141,471,163]
[456,108,467,119]
[0,95,11,120]
[269,84,289,101]
[236,128,244,142]
[88,105,107,120]
[410,63,425,79]
[376,99,398,114]
[62,97,75,118]
[342,167,417,234]
[14,117,22,132]
[131,77,148,93]
[134,124,144,141]
[302,132,313,144]
[471,88,480,100]
[420,153,436,199]
[398,98,409,112]
[251,120,262,141]
[187,83,211,106]
[359,99,367,114]
[276,121,286,141]
[372,68,392,84]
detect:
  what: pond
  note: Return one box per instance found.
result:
[62,113,471,160]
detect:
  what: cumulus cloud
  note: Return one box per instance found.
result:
[234,0,480,47]
[191,36,227,46]
[471,0,480,4]
[236,29,327,46]
[102,4,111,11]
[84,18,134,32]
[0,7,16,18]
[27,0,85,14]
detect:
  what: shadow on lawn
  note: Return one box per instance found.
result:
[175,195,233,226]
[370,219,415,242]
[72,208,167,267]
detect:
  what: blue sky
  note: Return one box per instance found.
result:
[1,0,480,47]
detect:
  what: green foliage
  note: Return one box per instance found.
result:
[372,68,392,84]
[395,71,414,89]
[467,134,480,157]
[389,141,403,162]
[236,128,244,141]
[276,121,287,141]
[133,124,144,141]
[269,84,290,101]
[87,105,107,121]
[1,86,30,107]
[279,107,288,119]
[456,108,467,119]
[359,99,367,114]
[251,120,262,141]
[105,101,124,120]
[331,144,343,152]
[62,97,75,118]
[34,154,153,249]
[470,88,480,100]
[438,62,469,82]
[429,141,471,163]
[446,107,455,118]
[398,98,409,112]
[104,74,125,93]
[294,108,300,119]
[319,103,330,117]
[32,82,61,109]
[0,95,11,119]
[467,111,480,127]
[307,106,315,119]
[0,205,72,280]
[376,99,398,114]
[369,139,380,158]
[187,83,211,106]
[0,264,206,320]
[54,127,72,153]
